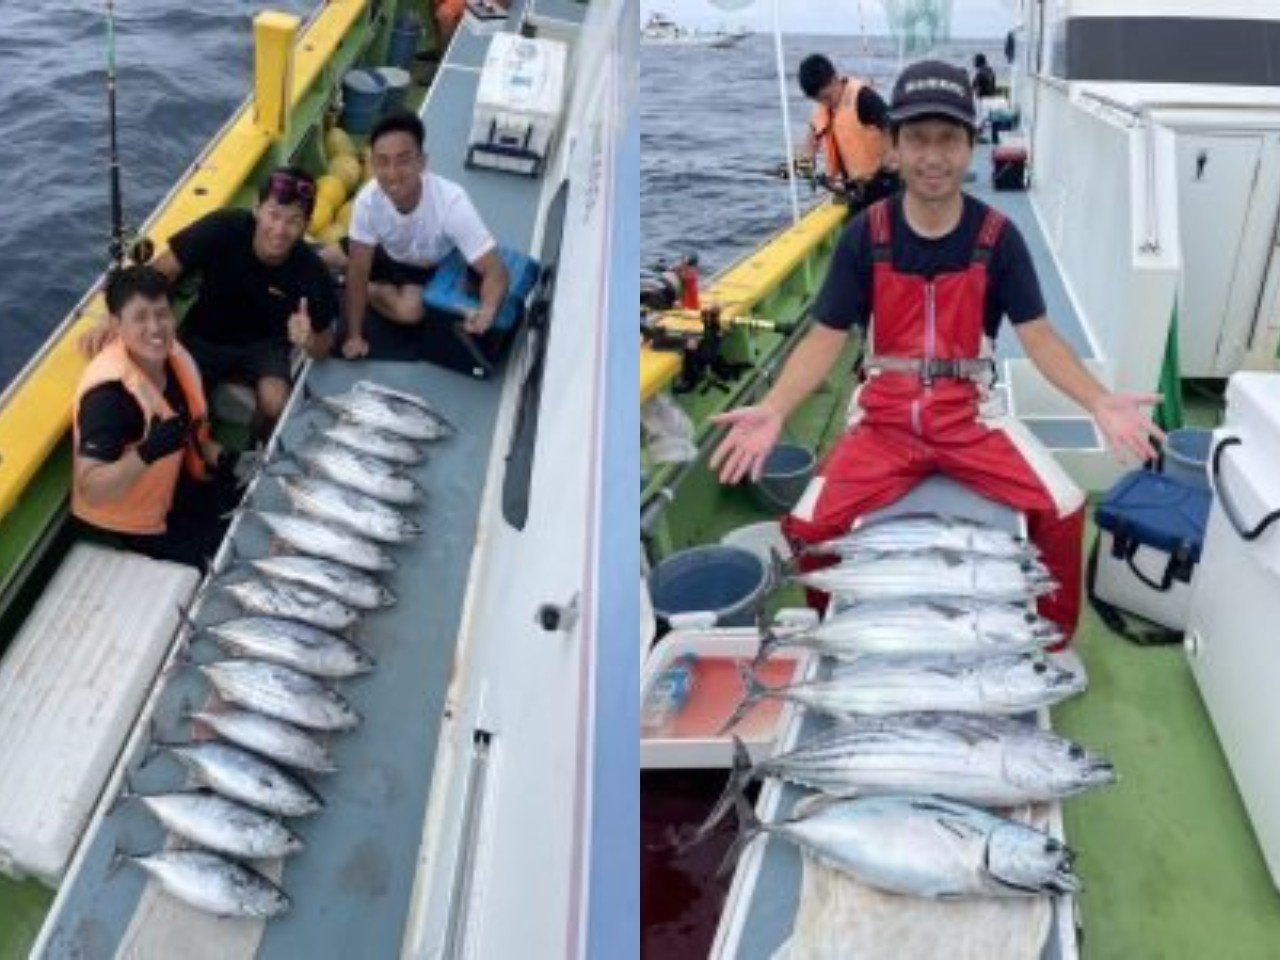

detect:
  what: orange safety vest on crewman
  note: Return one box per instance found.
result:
[435,0,466,36]
[811,77,892,182]
[72,338,211,536]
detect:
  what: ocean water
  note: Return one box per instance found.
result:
[640,33,1003,278]
[0,1,313,391]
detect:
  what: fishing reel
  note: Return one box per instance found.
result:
[673,305,751,396]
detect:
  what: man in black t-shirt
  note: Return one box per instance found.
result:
[973,54,998,99]
[82,167,339,440]
[711,60,1165,644]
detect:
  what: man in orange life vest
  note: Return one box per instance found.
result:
[712,60,1165,645]
[73,265,238,570]
[798,54,900,213]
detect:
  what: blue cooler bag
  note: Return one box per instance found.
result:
[1090,470,1211,642]
[418,247,541,378]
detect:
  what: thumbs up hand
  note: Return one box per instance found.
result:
[288,297,312,347]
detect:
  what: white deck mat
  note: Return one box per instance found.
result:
[0,544,198,884]
[772,803,1053,960]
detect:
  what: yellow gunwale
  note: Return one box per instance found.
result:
[639,201,846,403]
[0,0,368,522]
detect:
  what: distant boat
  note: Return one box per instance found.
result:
[642,12,748,48]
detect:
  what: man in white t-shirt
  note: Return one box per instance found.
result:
[334,112,509,359]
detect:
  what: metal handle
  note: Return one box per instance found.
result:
[1211,436,1280,542]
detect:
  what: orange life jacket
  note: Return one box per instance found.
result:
[72,338,211,536]
[811,77,891,181]
[435,0,466,35]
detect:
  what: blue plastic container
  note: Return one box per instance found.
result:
[749,443,816,515]
[1095,471,1211,567]
[386,13,423,70]
[377,67,412,115]
[1163,427,1212,492]
[423,247,541,332]
[339,70,387,135]
[649,545,769,627]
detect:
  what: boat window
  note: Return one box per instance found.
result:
[502,180,569,530]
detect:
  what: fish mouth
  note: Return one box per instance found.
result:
[1085,759,1117,785]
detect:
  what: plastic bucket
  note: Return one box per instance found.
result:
[377,67,412,115]
[649,545,769,627]
[339,70,387,135]
[1163,427,1212,491]
[749,443,816,515]
[386,13,423,70]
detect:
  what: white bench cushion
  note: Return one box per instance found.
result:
[0,543,198,885]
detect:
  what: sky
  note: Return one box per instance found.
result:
[640,0,1013,39]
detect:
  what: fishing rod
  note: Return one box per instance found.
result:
[105,0,126,268]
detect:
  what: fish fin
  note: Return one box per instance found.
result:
[106,842,136,882]
[717,662,770,735]
[681,736,755,852]
[767,547,794,590]
[753,608,780,667]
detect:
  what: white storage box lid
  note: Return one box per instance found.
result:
[1209,426,1280,579]
[475,33,567,122]
[1225,372,1280,470]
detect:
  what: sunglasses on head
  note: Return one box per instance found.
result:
[264,171,317,213]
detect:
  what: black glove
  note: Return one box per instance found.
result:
[214,448,241,482]
[136,414,189,464]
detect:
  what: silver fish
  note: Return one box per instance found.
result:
[295,443,422,506]
[320,418,427,465]
[247,555,396,610]
[726,786,1079,898]
[757,599,1061,664]
[277,474,421,543]
[215,577,360,632]
[203,616,373,679]
[349,380,455,438]
[697,711,1114,839]
[247,510,395,571]
[127,790,304,860]
[200,659,362,731]
[159,741,323,817]
[808,513,1038,561]
[317,384,454,441]
[118,850,289,919]
[724,652,1085,730]
[190,709,337,774]
[788,551,1057,603]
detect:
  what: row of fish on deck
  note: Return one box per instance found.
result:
[690,513,1117,901]
[113,380,452,919]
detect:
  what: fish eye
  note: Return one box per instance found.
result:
[1068,744,1085,760]
[1023,612,1037,624]
[1044,839,1060,853]
[1033,661,1047,674]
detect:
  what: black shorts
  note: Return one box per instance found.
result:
[341,238,436,288]
[184,334,292,389]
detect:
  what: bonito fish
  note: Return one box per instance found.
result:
[807,513,1038,561]
[785,550,1056,603]
[247,510,395,571]
[190,709,337,774]
[316,383,454,441]
[277,474,421,543]
[203,615,373,679]
[722,785,1079,898]
[116,850,289,919]
[246,555,395,610]
[723,652,1085,730]
[125,790,304,860]
[294,443,422,506]
[320,418,427,465]
[200,659,362,731]
[756,600,1062,664]
[156,741,323,817]
[215,577,360,632]
[695,712,1114,839]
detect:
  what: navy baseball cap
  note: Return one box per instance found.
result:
[888,60,977,129]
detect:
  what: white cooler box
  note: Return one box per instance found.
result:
[1186,374,1280,891]
[1091,470,1211,633]
[467,33,566,177]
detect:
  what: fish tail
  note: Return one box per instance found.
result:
[681,735,755,852]
[106,842,134,882]
[714,748,765,879]
[108,770,138,815]
[753,614,786,667]
[717,662,770,735]
[767,547,795,591]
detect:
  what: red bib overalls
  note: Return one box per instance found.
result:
[781,199,1086,643]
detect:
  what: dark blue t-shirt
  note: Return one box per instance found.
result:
[814,194,1046,339]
